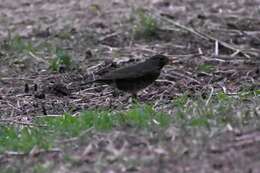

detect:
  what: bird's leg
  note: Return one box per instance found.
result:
[132,93,137,99]
[131,92,138,103]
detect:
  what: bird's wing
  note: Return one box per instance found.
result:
[100,62,159,80]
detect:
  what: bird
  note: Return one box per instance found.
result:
[82,54,169,98]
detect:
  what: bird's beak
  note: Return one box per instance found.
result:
[168,56,177,65]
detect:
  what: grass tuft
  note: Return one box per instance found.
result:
[197,63,215,73]
[49,48,72,72]
[173,92,260,132]
[0,126,52,153]
[0,104,170,153]
[133,9,159,40]
[2,35,36,53]
[1,94,259,154]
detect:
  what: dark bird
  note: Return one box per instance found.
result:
[82,54,169,98]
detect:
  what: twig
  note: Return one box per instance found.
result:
[86,63,103,72]
[3,148,61,157]
[6,102,22,112]
[215,40,219,56]
[0,77,35,81]
[75,85,108,94]
[159,13,257,58]
[206,86,214,106]
[34,114,63,118]
[230,50,240,57]
[166,71,201,84]
[28,51,48,64]
[156,79,176,85]
[194,30,252,58]
[0,119,47,127]
[98,31,121,42]
[159,13,210,40]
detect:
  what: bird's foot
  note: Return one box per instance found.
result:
[129,93,138,103]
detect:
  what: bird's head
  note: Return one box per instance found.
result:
[149,54,169,68]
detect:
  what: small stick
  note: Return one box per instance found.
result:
[206,86,214,106]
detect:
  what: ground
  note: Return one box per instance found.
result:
[0,0,260,173]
